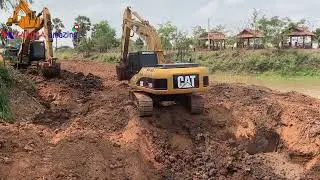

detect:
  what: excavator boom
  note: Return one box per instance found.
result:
[117,7,168,80]
[121,7,166,64]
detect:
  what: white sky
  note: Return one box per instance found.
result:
[1,0,320,47]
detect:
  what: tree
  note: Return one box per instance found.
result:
[313,28,320,48]
[173,30,193,62]
[257,16,306,48]
[191,25,206,48]
[77,38,94,57]
[257,16,287,47]
[52,18,65,51]
[211,24,226,32]
[250,8,263,49]
[157,21,177,50]
[283,18,306,34]
[192,25,206,38]
[73,15,91,48]
[251,8,261,30]
[113,38,121,49]
[92,20,117,52]
[226,35,237,48]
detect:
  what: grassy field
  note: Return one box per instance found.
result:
[55,48,120,63]
[167,49,320,78]
[55,48,320,78]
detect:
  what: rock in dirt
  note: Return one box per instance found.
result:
[23,144,34,152]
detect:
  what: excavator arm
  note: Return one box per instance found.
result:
[39,7,54,60]
[23,7,54,62]
[121,7,166,64]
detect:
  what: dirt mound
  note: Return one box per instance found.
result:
[8,88,45,122]
[0,60,319,179]
[205,83,320,159]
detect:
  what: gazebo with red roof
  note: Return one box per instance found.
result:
[236,29,264,49]
[198,31,227,50]
[284,27,315,49]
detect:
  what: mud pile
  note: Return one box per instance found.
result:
[0,60,319,179]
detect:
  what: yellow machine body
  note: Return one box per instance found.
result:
[129,66,209,95]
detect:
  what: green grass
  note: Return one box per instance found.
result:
[168,49,320,78]
[88,52,120,63]
[0,66,36,122]
[0,87,12,122]
[56,48,320,78]
[55,48,120,63]
[55,48,75,60]
[0,67,13,122]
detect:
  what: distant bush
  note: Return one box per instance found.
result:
[169,49,320,77]
[89,52,119,63]
[55,48,120,63]
[55,48,75,60]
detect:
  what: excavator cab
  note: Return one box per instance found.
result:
[127,51,158,77]
[29,40,45,62]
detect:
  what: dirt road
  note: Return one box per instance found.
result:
[0,60,319,179]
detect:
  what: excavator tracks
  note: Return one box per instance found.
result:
[130,91,153,117]
[187,94,204,114]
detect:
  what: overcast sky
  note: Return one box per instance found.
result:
[1,0,320,47]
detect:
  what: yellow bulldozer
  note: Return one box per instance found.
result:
[4,0,60,77]
[116,7,209,117]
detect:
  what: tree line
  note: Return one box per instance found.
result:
[1,0,320,55]
[63,12,320,57]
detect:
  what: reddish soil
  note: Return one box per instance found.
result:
[0,60,319,179]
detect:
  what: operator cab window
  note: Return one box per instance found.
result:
[139,51,157,67]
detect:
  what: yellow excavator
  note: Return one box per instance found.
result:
[116,7,209,116]
[4,0,60,77]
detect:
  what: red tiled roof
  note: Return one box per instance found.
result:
[236,29,264,38]
[199,31,227,40]
[288,27,315,36]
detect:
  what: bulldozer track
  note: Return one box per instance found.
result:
[130,91,153,117]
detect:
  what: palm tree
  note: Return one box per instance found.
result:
[52,18,65,51]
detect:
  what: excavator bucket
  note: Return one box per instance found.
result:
[39,59,61,78]
[116,63,129,81]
